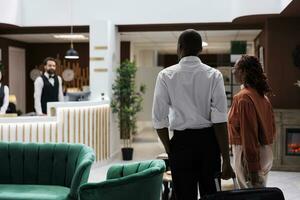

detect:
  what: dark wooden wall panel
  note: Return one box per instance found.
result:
[265,17,300,109]
[120,41,130,62]
[158,54,231,68]
[254,30,266,58]
[26,43,89,112]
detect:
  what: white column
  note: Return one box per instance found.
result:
[89,20,119,100]
[89,20,121,158]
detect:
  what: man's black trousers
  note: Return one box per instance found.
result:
[169,127,221,200]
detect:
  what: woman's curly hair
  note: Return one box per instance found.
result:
[235,55,272,96]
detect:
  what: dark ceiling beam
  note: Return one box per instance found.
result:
[0,23,19,29]
[118,22,263,32]
[232,14,275,25]
[280,0,300,17]
[232,0,299,25]
[0,26,89,34]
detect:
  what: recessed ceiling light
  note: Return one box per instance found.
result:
[202,42,208,47]
[53,34,88,40]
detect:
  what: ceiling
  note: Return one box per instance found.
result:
[121,30,261,54]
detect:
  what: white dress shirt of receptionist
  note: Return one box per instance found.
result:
[152,56,228,131]
[34,72,64,115]
[0,83,9,114]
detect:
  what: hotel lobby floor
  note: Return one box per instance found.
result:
[89,128,300,200]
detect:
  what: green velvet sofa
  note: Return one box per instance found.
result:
[79,159,165,200]
[0,142,95,200]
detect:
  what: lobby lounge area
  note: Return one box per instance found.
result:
[1,0,300,199]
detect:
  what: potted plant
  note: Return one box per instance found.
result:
[111,60,146,160]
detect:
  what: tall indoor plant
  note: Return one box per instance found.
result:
[111,60,146,160]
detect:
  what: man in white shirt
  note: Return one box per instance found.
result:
[0,69,9,114]
[152,29,235,199]
[34,57,64,115]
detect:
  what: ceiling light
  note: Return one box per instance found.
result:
[65,47,79,59]
[65,28,79,60]
[65,0,79,60]
[54,34,88,40]
[202,42,208,47]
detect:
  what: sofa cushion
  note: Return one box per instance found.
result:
[0,184,70,200]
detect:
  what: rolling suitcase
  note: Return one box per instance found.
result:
[201,177,285,200]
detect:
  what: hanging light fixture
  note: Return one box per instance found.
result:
[65,0,79,60]
[65,26,79,59]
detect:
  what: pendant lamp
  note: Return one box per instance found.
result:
[65,1,79,60]
[65,27,79,59]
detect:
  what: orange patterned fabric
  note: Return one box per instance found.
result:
[228,87,276,172]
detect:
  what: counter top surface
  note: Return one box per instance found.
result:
[0,116,56,123]
[48,100,110,108]
[0,100,110,123]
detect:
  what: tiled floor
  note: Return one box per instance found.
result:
[89,128,300,200]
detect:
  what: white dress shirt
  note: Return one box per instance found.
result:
[0,83,9,114]
[34,72,64,115]
[152,56,228,131]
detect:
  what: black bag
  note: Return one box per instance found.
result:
[202,187,285,200]
[202,177,285,200]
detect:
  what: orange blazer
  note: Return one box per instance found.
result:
[228,87,276,172]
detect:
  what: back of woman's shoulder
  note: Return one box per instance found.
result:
[234,88,251,99]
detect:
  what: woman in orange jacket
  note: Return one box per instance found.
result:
[228,55,276,188]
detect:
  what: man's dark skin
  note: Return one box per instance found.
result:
[156,39,235,181]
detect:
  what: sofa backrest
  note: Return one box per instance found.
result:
[0,142,92,187]
[106,159,165,179]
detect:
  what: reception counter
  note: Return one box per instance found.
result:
[0,100,110,162]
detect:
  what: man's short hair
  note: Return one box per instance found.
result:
[178,29,203,55]
[43,57,57,66]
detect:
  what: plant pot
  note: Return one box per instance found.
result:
[121,147,134,160]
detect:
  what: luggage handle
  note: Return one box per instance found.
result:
[214,172,239,192]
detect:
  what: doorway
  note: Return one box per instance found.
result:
[9,46,26,114]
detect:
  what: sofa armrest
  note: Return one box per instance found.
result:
[69,152,95,199]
